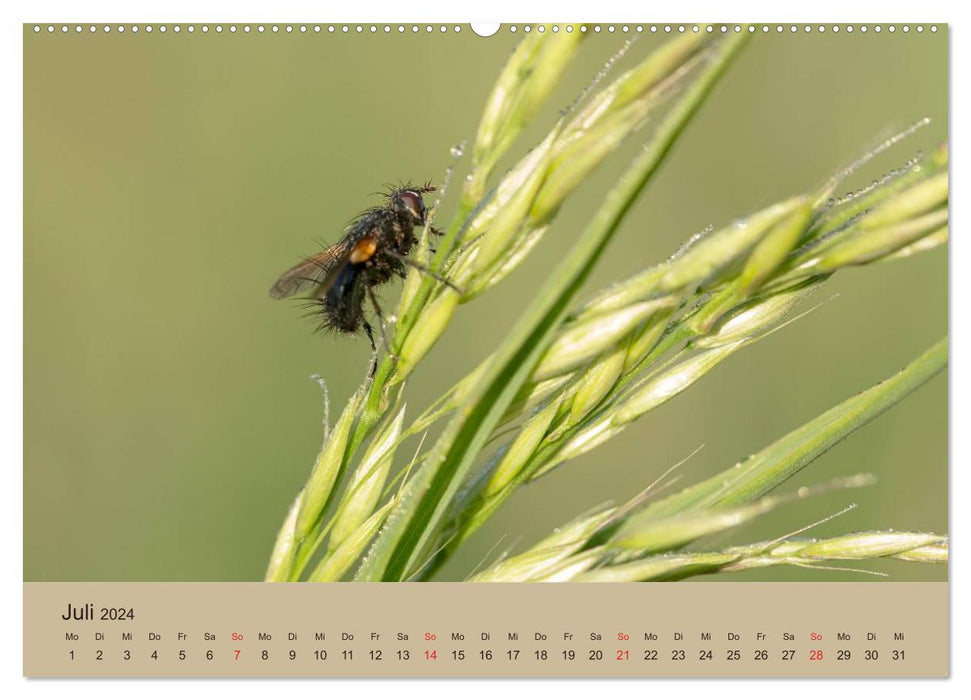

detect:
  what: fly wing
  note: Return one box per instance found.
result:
[269,240,354,299]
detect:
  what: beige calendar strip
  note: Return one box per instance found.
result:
[24,582,947,677]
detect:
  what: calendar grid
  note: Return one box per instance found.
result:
[24,582,948,678]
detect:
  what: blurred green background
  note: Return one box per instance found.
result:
[24,25,947,582]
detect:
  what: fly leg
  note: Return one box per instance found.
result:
[366,286,398,364]
[386,251,464,295]
[362,321,378,379]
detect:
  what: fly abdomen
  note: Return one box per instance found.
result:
[323,263,367,333]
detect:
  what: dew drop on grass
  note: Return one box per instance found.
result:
[562,38,637,118]
[825,118,930,191]
[310,373,331,440]
[829,152,923,207]
[669,224,714,261]
[420,139,466,239]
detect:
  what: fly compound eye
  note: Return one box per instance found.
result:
[394,190,425,223]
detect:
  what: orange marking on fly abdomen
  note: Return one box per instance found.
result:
[349,237,378,264]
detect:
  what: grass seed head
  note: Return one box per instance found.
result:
[329,406,406,549]
[569,344,627,423]
[295,389,364,540]
[533,300,671,381]
[465,29,583,206]
[815,208,948,272]
[858,172,948,231]
[396,292,460,377]
[310,503,394,581]
[659,197,805,292]
[613,343,741,425]
[263,492,302,582]
[485,399,561,497]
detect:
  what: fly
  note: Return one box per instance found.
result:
[270,184,456,375]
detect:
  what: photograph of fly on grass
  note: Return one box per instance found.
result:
[24,25,947,584]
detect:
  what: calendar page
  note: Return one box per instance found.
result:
[22,20,949,679]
